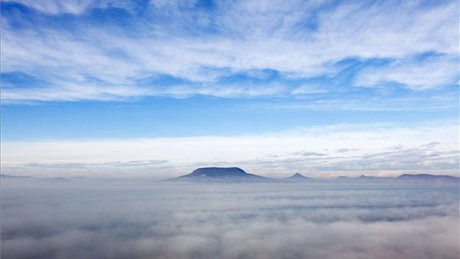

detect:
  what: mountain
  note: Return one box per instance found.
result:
[183,167,252,178]
[287,173,309,179]
[161,169,459,184]
[162,167,274,183]
[396,174,459,182]
[285,173,314,182]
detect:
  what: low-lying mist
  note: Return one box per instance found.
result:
[1,179,459,259]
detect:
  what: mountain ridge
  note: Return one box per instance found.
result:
[3,170,458,183]
[161,167,459,183]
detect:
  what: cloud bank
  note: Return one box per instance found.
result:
[2,121,458,178]
[2,180,459,259]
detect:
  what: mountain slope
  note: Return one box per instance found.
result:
[160,169,459,184]
[284,173,314,182]
[163,167,274,183]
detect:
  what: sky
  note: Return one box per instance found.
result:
[1,0,459,178]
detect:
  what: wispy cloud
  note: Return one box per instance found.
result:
[355,54,459,90]
[3,0,101,14]
[252,92,459,111]
[23,160,169,169]
[1,0,458,103]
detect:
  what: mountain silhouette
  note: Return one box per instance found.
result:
[159,169,458,184]
[163,167,273,183]
[285,173,314,182]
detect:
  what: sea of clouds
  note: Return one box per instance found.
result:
[1,179,459,259]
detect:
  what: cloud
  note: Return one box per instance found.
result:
[1,0,458,102]
[291,151,327,157]
[336,148,359,153]
[3,0,96,14]
[290,84,329,95]
[2,0,134,15]
[420,142,441,148]
[1,180,459,259]
[316,148,459,172]
[255,92,459,112]
[2,83,287,103]
[355,54,459,90]
[2,121,458,178]
[22,160,169,169]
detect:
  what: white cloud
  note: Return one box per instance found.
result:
[2,83,287,103]
[2,0,95,14]
[1,0,458,101]
[253,92,459,111]
[2,121,458,178]
[291,84,328,95]
[355,55,459,89]
[1,0,133,15]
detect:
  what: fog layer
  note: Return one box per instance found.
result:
[2,179,459,259]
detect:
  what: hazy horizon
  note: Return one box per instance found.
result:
[2,168,459,181]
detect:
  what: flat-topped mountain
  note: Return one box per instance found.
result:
[183,167,253,178]
[163,167,272,183]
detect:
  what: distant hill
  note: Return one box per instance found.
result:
[162,167,274,183]
[162,169,460,183]
[285,173,314,182]
[3,171,459,184]
[396,174,459,182]
[354,175,393,182]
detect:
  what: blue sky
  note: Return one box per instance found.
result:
[1,0,459,178]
